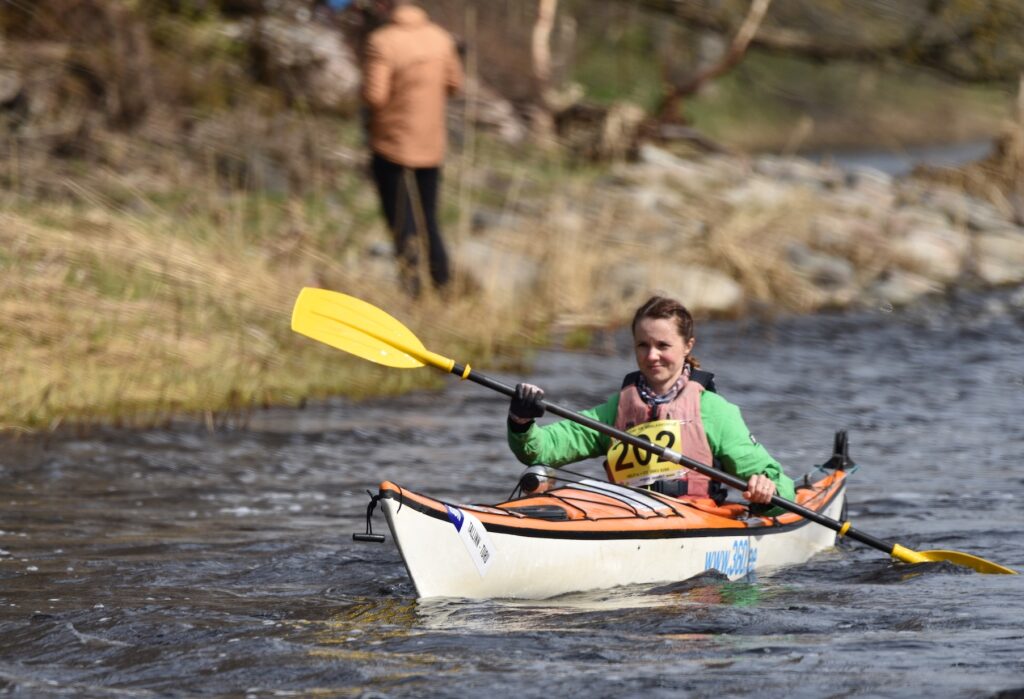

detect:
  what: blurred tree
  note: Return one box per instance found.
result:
[422,0,1023,153]
[654,0,772,121]
[639,0,1024,116]
[0,0,155,129]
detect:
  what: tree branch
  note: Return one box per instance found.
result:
[638,0,1024,83]
[656,0,772,119]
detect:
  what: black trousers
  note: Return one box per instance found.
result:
[371,152,450,292]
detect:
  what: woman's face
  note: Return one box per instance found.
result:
[633,317,694,393]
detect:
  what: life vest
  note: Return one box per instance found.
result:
[605,370,716,498]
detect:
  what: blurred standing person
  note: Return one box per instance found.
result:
[361,0,464,295]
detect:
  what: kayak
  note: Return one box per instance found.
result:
[299,288,1015,577]
[367,466,848,600]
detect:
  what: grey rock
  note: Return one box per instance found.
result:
[890,226,969,283]
[455,238,541,301]
[753,155,845,188]
[0,69,22,105]
[721,177,800,209]
[627,263,744,315]
[867,269,944,307]
[973,228,1024,285]
[249,17,360,114]
[887,206,954,237]
[785,243,855,290]
[845,165,894,193]
[811,213,885,256]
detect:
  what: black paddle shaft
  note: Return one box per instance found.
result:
[452,363,894,554]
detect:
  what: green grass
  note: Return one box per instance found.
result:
[686,53,1011,151]
[572,22,666,110]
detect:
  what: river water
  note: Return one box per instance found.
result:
[812,139,994,177]
[2,290,1023,698]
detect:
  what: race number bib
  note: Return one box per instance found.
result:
[606,419,689,487]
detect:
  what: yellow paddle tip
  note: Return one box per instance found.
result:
[290,287,460,372]
[891,544,1017,574]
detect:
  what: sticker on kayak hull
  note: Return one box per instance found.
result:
[445,505,495,577]
[704,539,758,577]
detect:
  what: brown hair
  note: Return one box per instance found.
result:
[631,296,701,369]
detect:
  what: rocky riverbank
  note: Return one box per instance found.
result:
[435,137,1024,325]
[190,7,1024,322]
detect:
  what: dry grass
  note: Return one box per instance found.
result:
[705,194,819,311]
[0,137,608,432]
[0,211,487,432]
[0,122,863,435]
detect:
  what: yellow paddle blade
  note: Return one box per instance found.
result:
[916,550,1018,575]
[291,288,428,369]
[891,544,1017,574]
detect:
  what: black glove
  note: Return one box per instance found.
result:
[509,383,545,424]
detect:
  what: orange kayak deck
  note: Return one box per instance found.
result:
[379,469,847,537]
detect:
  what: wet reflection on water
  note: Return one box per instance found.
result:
[1,292,1023,697]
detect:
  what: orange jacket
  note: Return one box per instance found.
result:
[362,5,464,168]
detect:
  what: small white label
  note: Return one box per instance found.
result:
[445,505,495,577]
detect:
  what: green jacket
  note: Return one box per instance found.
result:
[507,389,796,505]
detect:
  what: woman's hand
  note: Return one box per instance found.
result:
[743,474,776,504]
[509,383,545,424]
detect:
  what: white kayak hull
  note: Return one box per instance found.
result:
[379,477,847,600]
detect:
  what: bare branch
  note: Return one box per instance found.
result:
[656,0,772,119]
[532,0,557,84]
[637,0,1024,84]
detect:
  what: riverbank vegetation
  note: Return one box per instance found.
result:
[0,134,537,431]
[2,0,1022,433]
[0,123,638,432]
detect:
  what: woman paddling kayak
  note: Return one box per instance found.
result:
[507,295,795,512]
[290,287,1016,578]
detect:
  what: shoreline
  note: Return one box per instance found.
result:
[3,128,1023,434]
[8,282,1023,444]
[803,140,995,177]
